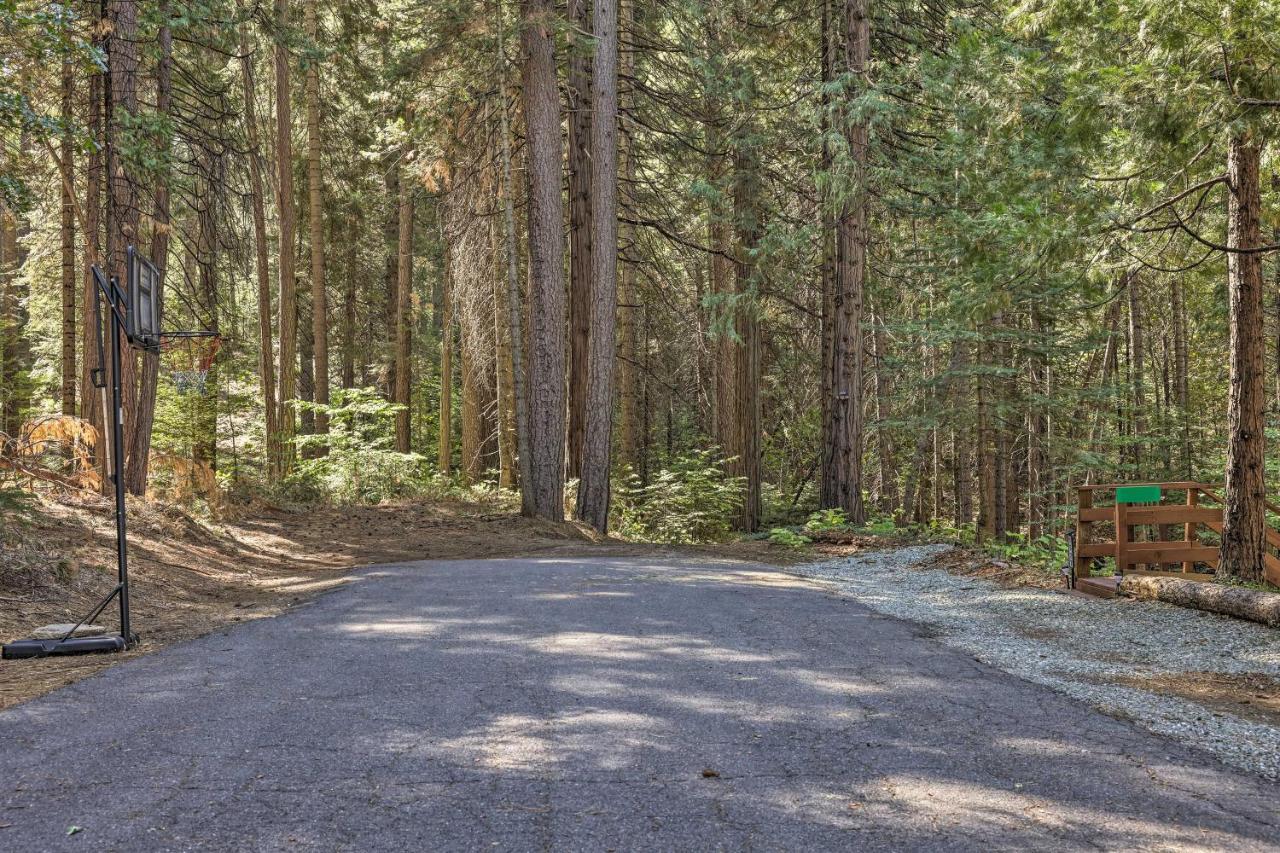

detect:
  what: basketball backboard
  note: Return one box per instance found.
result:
[127,246,162,350]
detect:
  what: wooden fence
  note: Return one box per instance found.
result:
[1073,482,1280,588]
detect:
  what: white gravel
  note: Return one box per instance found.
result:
[789,544,1280,781]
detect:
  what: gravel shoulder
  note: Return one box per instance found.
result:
[789,545,1280,781]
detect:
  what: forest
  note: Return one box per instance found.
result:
[2,0,1278,581]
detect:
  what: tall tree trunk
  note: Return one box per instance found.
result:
[952,340,971,526]
[461,340,483,483]
[519,0,568,520]
[493,220,517,489]
[565,0,592,482]
[275,0,298,473]
[820,0,869,524]
[60,52,76,417]
[1126,269,1146,469]
[1028,309,1049,540]
[495,12,532,493]
[382,152,400,399]
[305,0,328,440]
[0,200,25,437]
[125,6,171,495]
[870,313,897,512]
[704,10,735,475]
[1171,277,1190,476]
[576,0,619,532]
[239,8,280,479]
[1220,134,1266,582]
[193,151,221,469]
[819,0,835,510]
[438,234,453,474]
[106,0,140,469]
[616,0,640,474]
[394,165,414,453]
[341,230,356,389]
[976,330,995,540]
[81,32,104,467]
[731,131,761,532]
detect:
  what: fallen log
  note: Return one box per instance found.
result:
[1119,575,1280,628]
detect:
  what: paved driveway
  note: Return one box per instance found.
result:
[1,557,1277,851]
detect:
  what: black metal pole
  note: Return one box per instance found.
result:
[108,278,133,645]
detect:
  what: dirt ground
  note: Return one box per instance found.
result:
[0,493,797,709]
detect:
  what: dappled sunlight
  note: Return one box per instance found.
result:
[9,555,1273,849]
[433,714,555,771]
[786,667,887,697]
[338,618,444,637]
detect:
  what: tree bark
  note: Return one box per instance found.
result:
[382,152,399,399]
[731,131,761,532]
[576,0,620,533]
[870,313,897,512]
[1126,268,1145,469]
[820,0,869,524]
[1121,575,1280,628]
[106,0,140,471]
[495,14,531,493]
[60,51,76,417]
[341,230,356,390]
[239,8,280,479]
[125,6,172,494]
[519,0,568,520]
[81,31,104,466]
[275,0,298,473]
[304,0,329,440]
[616,0,640,474]
[565,0,592,482]
[394,164,414,453]
[438,233,453,474]
[1220,133,1266,583]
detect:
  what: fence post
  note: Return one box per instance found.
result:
[1183,487,1198,574]
[1115,497,1129,575]
[1075,488,1092,580]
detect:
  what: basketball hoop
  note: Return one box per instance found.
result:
[162,334,222,396]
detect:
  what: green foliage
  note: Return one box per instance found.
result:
[767,527,811,549]
[292,388,429,505]
[613,450,744,544]
[984,532,1069,573]
[803,508,849,533]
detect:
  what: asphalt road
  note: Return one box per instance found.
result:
[1,556,1277,851]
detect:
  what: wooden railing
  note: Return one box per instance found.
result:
[1073,482,1280,587]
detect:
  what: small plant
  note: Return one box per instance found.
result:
[767,527,811,549]
[804,508,849,533]
[985,533,1068,572]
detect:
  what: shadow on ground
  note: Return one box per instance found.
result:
[1,557,1276,851]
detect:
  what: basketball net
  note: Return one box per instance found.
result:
[162,335,222,395]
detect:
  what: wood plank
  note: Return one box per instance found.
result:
[1124,569,1216,582]
[1123,507,1222,525]
[1119,545,1218,565]
[1265,554,1280,588]
[1075,487,1094,580]
[1079,542,1116,559]
[1076,481,1211,492]
[1184,489,1199,574]
[1075,576,1119,599]
[1079,506,1223,524]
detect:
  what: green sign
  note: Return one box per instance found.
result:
[1115,485,1161,504]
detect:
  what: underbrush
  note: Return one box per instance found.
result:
[613,449,744,544]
